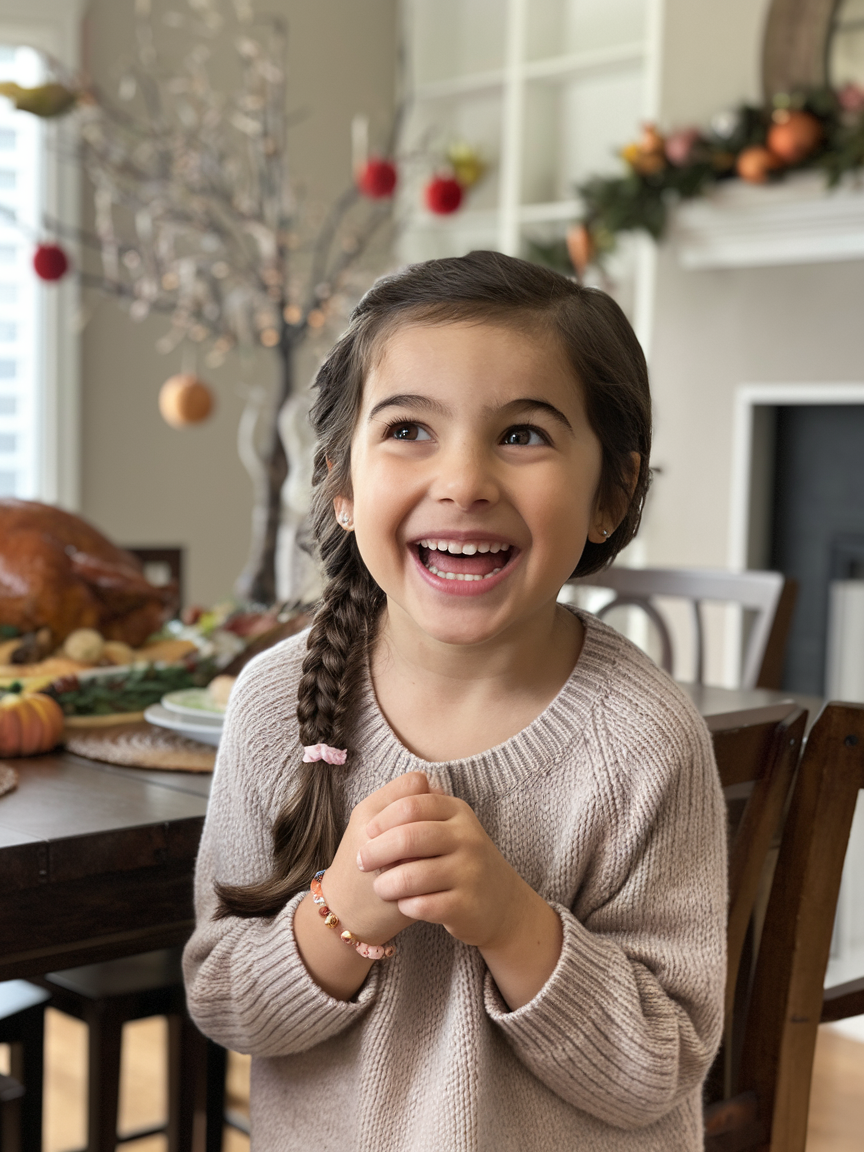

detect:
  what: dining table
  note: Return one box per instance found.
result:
[0,682,822,983]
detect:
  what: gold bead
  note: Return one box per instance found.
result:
[324,912,339,928]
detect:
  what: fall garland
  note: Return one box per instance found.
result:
[553,85,864,276]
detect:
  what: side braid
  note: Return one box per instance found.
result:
[215,537,383,919]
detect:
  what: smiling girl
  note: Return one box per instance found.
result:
[184,252,726,1151]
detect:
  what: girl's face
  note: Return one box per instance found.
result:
[340,320,609,649]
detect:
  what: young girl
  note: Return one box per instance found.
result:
[184,251,727,1151]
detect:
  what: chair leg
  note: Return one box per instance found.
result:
[9,1004,45,1152]
[0,1073,24,1152]
[85,1005,124,1152]
[167,1013,204,1152]
[205,1042,227,1152]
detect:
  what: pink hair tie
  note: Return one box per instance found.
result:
[302,743,347,765]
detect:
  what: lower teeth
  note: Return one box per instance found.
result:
[426,564,502,581]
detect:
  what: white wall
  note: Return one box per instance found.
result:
[79,0,398,606]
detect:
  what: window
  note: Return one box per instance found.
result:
[0,42,44,500]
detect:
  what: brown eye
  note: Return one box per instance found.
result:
[390,422,431,441]
[502,426,545,446]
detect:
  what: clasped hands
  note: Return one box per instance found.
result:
[321,771,532,952]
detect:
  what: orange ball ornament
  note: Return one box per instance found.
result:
[158,373,214,428]
[0,691,65,757]
[566,224,595,277]
[736,146,782,184]
[767,110,823,166]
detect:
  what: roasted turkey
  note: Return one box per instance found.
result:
[0,499,176,647]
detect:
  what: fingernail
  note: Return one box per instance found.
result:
[356,852,365,872]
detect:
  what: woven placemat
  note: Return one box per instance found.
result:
[64,722,215,772]
[0,763,18,797]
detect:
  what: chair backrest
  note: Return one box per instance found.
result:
[124,546,184,614]
[568,567,797,689]
[705,701,864,1152]
[708,703,808,1029]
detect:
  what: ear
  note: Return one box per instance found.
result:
[588,452,641,543]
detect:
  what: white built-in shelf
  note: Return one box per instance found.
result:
[522,42,645,83]
[409,200,582,230]
[402,0,654,266]
[671,171,864,269]
[415,69,506,102]
[415,43,646,101]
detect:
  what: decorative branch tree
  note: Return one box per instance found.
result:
[73,0,404,607]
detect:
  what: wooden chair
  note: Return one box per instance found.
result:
[568,568,797,689]
[124,546,184,615]
[0,980,51,1152]
[705,701,864,1151]
[42,948,204,1152]
[0,1073,26,1152]
[705,703,808,1104]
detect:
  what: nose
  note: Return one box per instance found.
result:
[429,437,500,512]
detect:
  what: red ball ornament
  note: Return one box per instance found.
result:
[33,243,69,281]
[357,158,397,199]
[424,175,463,215]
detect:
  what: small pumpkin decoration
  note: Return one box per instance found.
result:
[0,689,65,757]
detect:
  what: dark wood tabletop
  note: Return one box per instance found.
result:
[0,683,822,982]
[0,752,210,981]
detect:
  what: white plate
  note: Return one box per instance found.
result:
[161,688,226,720]
[144,703,222,747]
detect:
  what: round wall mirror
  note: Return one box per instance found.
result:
[830,0,864,87]
[762,0,838,99]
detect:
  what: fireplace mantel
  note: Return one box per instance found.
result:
[670,171,864,270]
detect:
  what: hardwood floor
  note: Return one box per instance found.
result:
[0,1012,861,1148]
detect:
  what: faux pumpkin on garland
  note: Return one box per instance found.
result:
[0,686,65,757]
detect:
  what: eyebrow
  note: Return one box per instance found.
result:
[502,397,573,433]
[367,393,450,420]
[366,392,574,434]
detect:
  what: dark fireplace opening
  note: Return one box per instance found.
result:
[769,404,864,696]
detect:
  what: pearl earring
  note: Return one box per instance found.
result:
[601,529,609,538]
[339,512,351,526]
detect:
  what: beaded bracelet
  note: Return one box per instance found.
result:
[310,871,396,961]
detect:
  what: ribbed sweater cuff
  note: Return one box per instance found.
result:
[241,893,382,1054]
[483,902,609,1038]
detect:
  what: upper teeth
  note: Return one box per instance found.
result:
[419,540,508,554]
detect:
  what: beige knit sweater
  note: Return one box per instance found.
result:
[183,610,727,1151]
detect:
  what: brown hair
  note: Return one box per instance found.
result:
[216,250,651,919]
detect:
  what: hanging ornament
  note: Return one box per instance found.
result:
[33,243,69,281]
[158,373,214,428]
[566,224,594,277]
[446,141,486,189]
[736,146,782,184]
[425,175,463,215]
[357,157,398,199]
[767,110,823,166]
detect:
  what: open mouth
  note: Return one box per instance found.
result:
[415,538,517,583]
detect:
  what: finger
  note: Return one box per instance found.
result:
[365,793,458,839]
[359,821,457,873]
[372,855,456,904]
[355,771,430,821]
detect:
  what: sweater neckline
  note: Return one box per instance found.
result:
[352,608,615,799]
